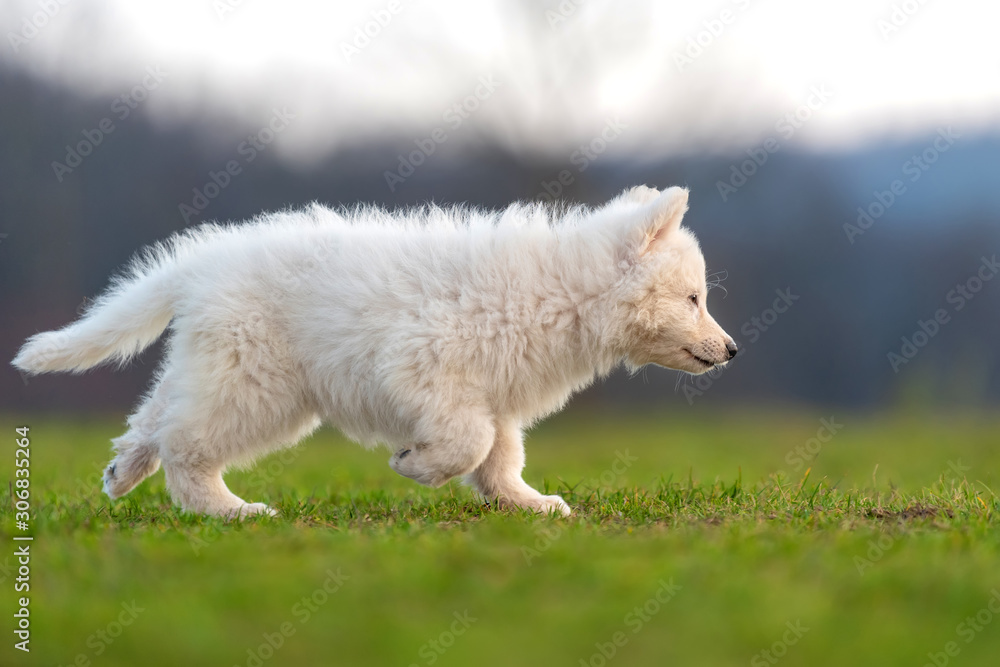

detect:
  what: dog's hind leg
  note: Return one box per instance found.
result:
[158,400,320,519]
[154,390,319,519]
[466,420,571,516]
[103,375,173,499]
[163,458,274,519]
[154,313,320,518]
[103,433,161,500]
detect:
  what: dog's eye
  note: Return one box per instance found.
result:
[689,294,699,306]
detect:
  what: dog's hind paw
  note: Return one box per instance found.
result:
[102,463,122,498]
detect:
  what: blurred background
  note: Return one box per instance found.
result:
[2,0,999,414]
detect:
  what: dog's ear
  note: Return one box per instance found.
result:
[626,186,689,257]
[618,184,661,205]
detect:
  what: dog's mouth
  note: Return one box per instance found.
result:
[684,349,716,368]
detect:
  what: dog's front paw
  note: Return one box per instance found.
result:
[534,494,572,517]
[389,446,449,487]
[494,493,572,516]
[221,502,277,520]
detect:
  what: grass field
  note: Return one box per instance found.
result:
[2,407,999,667]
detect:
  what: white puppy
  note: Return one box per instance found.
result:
[13,185,736,518]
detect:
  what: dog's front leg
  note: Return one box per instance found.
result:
[466,420,571,516]
[388,411,496,488]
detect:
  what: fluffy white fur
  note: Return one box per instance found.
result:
[13,185,736,518]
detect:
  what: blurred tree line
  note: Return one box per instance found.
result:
[2,65,999,413]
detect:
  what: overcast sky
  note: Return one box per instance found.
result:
[4,0,999,162]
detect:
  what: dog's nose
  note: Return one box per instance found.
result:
[726,342,738,359]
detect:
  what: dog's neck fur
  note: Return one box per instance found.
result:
[479,219,634,420]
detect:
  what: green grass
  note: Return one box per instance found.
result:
[2,408,1000,666]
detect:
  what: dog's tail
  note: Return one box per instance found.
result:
[13,251,182,375]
